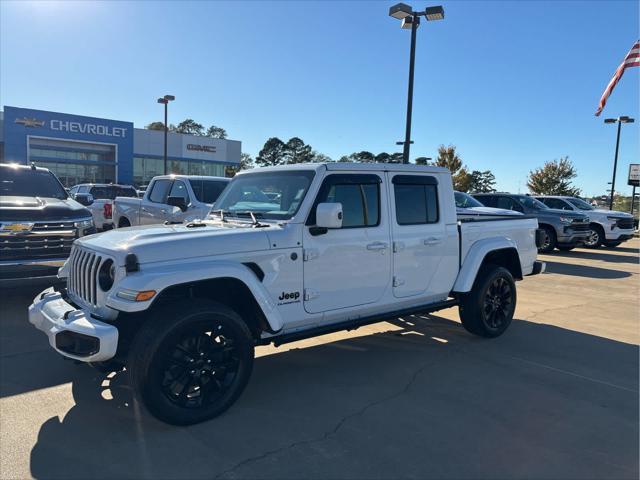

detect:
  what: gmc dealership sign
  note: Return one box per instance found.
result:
[187,144,216,153]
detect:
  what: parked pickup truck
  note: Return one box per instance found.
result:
[534,195,635,249]
[69,183,138,231]
[113,175,230,227]
[29,163,544,425]
[473,192,590,253]
[0,163,95,286]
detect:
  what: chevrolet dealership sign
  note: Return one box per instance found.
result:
[14,116,127,137]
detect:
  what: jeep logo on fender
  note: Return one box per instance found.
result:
[278,291,300,301]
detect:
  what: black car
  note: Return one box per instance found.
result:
[0,163,96,285]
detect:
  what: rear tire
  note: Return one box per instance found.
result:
[538,226,557,253]
[459,265,517,338]
[584,225,604,249]
[118,217,131,228]
[127,300,255,425]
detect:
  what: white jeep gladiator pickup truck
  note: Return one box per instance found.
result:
[113,175,230,227]
[29,163,544,425]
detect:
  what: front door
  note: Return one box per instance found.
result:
[141,178,173,225]
[389,173,450,299]
[302,173,391,314]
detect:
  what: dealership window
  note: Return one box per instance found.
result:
[133,157,226,186]
[34,161,116,187]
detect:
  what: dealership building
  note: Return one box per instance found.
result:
[0,106,241,187]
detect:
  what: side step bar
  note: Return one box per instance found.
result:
[266,298,459,347]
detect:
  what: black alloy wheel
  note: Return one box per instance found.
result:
[160,325,240,409]
[482,276,513,331]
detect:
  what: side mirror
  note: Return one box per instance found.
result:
[167,196,188,212]
[316,202,343,229]
[75,193,94,206]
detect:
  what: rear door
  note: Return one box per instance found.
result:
[140,178,173,225]
[389,173,452,299]
[302,173,391,314]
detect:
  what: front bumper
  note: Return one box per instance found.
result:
[0,258,67,287]
[28,287,118,362]
[605,230,635,242]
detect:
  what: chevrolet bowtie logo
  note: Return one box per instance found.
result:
[14,117,45,128]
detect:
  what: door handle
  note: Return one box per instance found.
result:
[366,242,388,251]
[423,237,442,246]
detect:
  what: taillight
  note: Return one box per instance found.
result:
[104,203,112,219]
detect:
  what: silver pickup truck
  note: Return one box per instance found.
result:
[113,175,230,227]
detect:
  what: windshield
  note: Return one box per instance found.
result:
[90,186,137,200]
[455,191,484,208]
[566,197,594,210]
[514,195,548,210]
[212,170,315,220]
[189,179,228,204]
[0,167,68,199]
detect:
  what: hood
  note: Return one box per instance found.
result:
[591,209,633,218]
[76,221,274,265]
[458,207,523,216]
[539,208,588,220]
[0,196,91,221]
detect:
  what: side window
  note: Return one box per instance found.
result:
[308,174,380,228]
[148,179,172,204]
[475,195,494,207]
[545,198,571,210]
[78,186,89,194]
[168,180,190,204]
[69,186,79,195]
[495,196,516,210]
[393,175,439,225]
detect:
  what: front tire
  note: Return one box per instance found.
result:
[538,226,557,253]
[584,225,604,248]
[459,265,517,338]
[127,300,255,425]
[557,245,575,251]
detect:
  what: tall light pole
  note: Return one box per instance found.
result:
[157,95,175,174]
[389,3,444,164]
[604,116,634,210]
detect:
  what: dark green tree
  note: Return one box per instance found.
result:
[312,151,333,163]
[175,119,204,135]
[284,137,315,164]
[256,137,287,167]
[527,157,581,196]
[206,125,227,139]
[469,170,497,193]
[375,152,391,163]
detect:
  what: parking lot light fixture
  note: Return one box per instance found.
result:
[604,115,635,210]
[157,95,175,175]
[424,6,445,21]
[389,4,445,164]
[389,3,413,19]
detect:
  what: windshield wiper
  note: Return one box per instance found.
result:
[211,209,230,222]
[231,211,269,228]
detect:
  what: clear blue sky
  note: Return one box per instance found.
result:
[1,0,638,196]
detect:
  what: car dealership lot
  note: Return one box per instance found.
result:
[1,241,638,479]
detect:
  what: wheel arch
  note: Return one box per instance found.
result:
[453,238,522,293]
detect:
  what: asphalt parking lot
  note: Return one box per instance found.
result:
[1,240,638,480]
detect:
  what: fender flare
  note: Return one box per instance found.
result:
[452,237,518,293]
[105,260,284,332]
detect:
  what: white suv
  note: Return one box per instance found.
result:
[535,196,635,248]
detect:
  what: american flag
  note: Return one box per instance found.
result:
[595,40,639,116]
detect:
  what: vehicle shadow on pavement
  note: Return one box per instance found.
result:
[543,261,632,279]
[29,315,639,480]
[607,245,640,254]
[551,249,639,265]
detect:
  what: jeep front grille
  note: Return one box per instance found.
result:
[67,247,103,307]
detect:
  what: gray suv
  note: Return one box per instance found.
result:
[473,193,590,253]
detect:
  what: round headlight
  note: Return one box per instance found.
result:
[98,259,116,291]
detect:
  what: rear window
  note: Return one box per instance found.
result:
[189,179,228,204]
[0,167,67,199]
[89,186,137,200]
